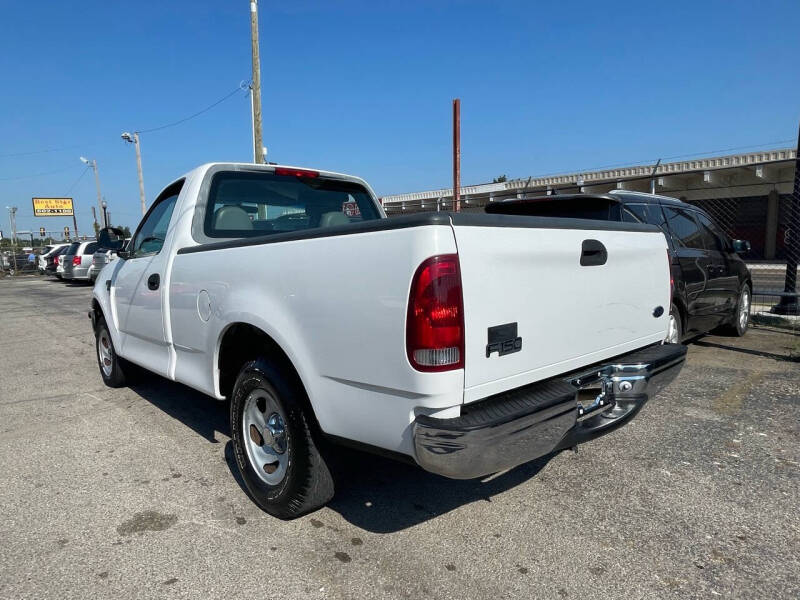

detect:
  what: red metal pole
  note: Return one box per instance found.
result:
[453,98,461,212]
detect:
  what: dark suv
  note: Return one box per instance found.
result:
[486,190,753,342]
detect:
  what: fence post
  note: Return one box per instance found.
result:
[771,122,800,315]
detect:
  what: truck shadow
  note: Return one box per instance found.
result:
[322,447,553,533]
[127,374,230,443]
[127,372,554,533]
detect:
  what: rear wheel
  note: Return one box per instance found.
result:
[664,303,682,344]
[95,318,127,387]
[230,358,334,519]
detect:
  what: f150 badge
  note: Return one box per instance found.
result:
[486,322,522,358]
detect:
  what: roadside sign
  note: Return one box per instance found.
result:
[63,226,70,240]
[39,227,46,237]
[32,197,74,217]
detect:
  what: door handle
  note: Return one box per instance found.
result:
[580,239,608,266]
[147,273,160,290]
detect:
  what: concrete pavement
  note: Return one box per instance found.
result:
[1,276,798,599]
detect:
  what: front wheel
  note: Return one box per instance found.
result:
[230,358,334,519]
[95,318,127,387]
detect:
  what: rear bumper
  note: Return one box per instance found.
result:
[413,343,687,479]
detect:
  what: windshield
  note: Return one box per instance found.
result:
[203,170,381,238]
[64,242,80,254]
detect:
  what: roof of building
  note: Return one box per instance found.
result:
[381,147,797,208]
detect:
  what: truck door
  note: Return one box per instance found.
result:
[112,183,181,375]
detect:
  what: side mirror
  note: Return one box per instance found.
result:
[98,227,125,251]
[732,239,751,254]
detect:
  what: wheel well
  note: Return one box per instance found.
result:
[671,296,687,329]
[90,299,104,330]
[217,323,306,405]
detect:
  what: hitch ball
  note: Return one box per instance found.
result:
[619,381,633,393]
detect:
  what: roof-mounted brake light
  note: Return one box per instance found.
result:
[274,167,319,178]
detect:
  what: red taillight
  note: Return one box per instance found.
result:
[54,256,59,265]
[406,254,464,372]
[274,167,319,178]
[72,256,81,266]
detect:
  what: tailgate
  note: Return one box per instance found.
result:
[452,214,670,403]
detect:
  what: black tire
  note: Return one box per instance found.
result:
[719,285,751,337]
[664,303,682,344]
[95,317,127,387]
[230,358,334,519]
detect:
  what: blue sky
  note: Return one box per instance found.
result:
[1,0,799,235]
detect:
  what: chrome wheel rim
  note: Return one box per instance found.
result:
[242,389,288,486]
[97,330,114,377]
[739,289,750,330]
[665,313,680,344]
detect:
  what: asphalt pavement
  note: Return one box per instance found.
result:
[1,276,798,599]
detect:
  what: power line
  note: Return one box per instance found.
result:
[0,164,80,182]
[0,143,89,159]
[0,81,248,158]
[64,165,90,195]
[137,82,249,134]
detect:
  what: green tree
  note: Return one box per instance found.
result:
[492,175,507,183]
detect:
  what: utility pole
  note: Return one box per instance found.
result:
[650,159,661,195]
[249,0,265,164]
[91,206,99,234]
[80,157,104,226]
[121,132,147,215]
[7,206,18,273]
[452,99,461,212]
[133,134,145,215]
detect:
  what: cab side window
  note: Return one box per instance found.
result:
[695,212,727,252]
[663,207,705,250]
[131,186,182,258]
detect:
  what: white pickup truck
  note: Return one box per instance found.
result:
[91,163,686,518]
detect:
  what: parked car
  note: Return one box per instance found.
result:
[90,163,686,518]
[485,190,753,342]
[88,239,129,283]
[44,245,70,277]
[61,240,97,281]
[38,243,70,273]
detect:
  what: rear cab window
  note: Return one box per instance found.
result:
[202,169,381,239]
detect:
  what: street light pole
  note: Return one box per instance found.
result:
[122,132,147,215]
[249,0,265,164]
[80,157,104,227]
[6,206,18,273]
